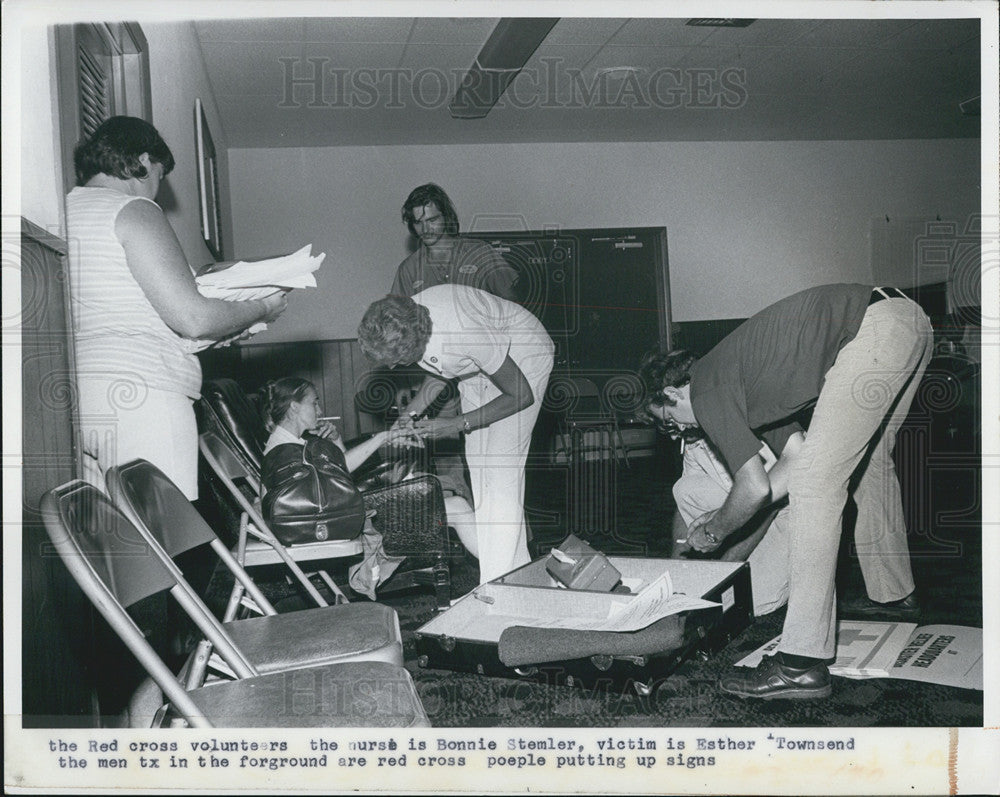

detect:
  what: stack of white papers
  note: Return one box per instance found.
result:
[182,244,326,352]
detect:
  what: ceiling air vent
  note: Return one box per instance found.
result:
[686,19,756,27]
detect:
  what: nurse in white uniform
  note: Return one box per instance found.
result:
[358,285,554,583]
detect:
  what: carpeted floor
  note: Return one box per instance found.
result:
[214,432,983,729]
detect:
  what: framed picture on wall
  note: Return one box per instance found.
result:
[194,97,223,260]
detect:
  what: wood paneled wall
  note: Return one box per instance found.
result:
[20,219,98,727]
[199,338,385,440]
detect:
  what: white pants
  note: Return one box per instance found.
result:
[78,375,199,499]
[459,348,553,584]
[673,439,791,616]
[781,297,932,659]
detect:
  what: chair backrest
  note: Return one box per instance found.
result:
[107,459,278,618]
[42,481,178,609]
[545,374,606,418]
[107,460,216,558]
[40,482,232,726]
[200,428,261,496]
[198,378,266,480]
[570,377,604,412]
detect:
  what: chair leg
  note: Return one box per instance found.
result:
[315,569,350,604]
[432,558,451,610]
[613,423,631,467]
[223,581,246,623]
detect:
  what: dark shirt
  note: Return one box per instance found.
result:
[391,238,517,300]
[691,283,873,473]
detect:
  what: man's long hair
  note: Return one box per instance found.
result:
[401,183,459,238]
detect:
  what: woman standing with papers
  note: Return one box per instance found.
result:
[66,116,286,498]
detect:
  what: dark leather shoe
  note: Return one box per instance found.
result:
[839,591,921,622]
[719,655,831,700]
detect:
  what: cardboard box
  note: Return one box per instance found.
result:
[545,534,622,591]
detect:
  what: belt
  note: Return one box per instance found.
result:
[869,287,908,306]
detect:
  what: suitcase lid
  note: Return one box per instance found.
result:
[416,557,747,645]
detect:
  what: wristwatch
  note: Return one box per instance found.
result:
[461,416,472,434]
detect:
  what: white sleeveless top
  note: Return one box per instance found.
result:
[66,186,202,397]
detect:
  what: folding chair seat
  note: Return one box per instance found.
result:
[107,459,403,674]
[40,481,430,728]
[199,430,360,606]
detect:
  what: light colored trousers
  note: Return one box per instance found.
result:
[459,345,554,584]
[781,297,933,659]
[673,438,791,616]
[77,375,199,499]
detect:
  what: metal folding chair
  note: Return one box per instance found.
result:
[40,481,429,728]
[198,379,454,607]
[106,459,405,678]
[199,430,360,606]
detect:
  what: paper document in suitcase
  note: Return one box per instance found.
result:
[735,621,983,690]
[474,571,720,634]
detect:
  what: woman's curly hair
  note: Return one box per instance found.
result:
[357,294,433,368]
[74,116,175,186]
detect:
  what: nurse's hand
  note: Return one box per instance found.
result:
[384,426,424,449]
[412,416,463,440]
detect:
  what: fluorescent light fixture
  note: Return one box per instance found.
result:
[449,18,559,119]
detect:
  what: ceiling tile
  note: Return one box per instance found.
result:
[753,43,867,90]
[522,43,608,74]
[696,18,821,48]
[674,46,746,70]
[301,17,415,43]
[408,17,499,45]
[584,44,692,73]
[301,41,409,69]
[911,43,981,87]
[608,18,715,47]
[793,19,917,49]
[885,18,980,50]
[398,42,484,71]
[200,41,304,97]
[544,18,629,46]
[194,19,306,42]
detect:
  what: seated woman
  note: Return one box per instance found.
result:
[261,378,477,555]
[262,377,404,468]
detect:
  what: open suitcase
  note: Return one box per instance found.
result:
[414,556,753,696]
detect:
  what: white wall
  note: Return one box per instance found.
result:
[229,138,980,342]
[17,26,65,231]
[144,22,233,269]
[13,20,232,266]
